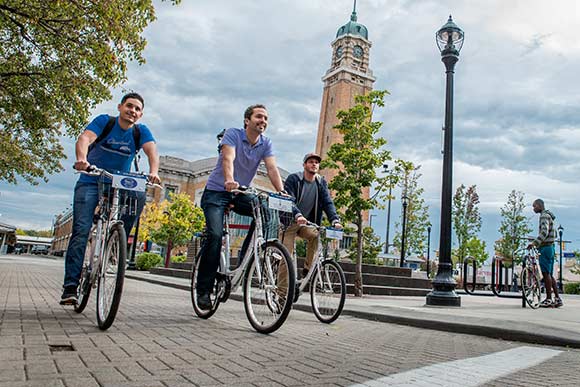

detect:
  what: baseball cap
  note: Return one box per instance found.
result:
[303,152,322,163]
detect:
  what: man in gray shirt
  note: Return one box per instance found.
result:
[282,153,342,277]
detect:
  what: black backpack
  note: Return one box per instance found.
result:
[88,115,141,155]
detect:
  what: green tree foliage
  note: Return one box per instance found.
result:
[494,190,532,266]
[139,192,204,264]
[347,226,383,265]
[464,237,488,267]
[392,163,431,259]
[16,228,52,237]
[323,90,392,296]
[452,184,482,266]
[0,0,181,184]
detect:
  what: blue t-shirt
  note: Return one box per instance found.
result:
[79,114,155,183]
[205,127,274,191]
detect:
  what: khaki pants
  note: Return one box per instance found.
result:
[277,223,319,293]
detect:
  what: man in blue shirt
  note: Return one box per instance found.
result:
[196,104,284,309]
[60,92,160,305]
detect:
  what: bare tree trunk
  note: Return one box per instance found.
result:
[354,214,364,297]
[164,239,173,268]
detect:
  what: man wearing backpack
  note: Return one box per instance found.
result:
[60,92,160,305]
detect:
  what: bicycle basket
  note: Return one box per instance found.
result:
[261,193,294,240]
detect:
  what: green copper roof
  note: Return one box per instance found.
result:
[336,1,368,39]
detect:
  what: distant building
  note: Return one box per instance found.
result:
[0,221,17,254]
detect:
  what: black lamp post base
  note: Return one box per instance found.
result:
[426,290,461,307]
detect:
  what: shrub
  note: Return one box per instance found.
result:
[171,255,187,263]
[564,282,580,295]
[135,252,162,271]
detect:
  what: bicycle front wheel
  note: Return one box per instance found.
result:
[96,223,126,330]
[243,241,295,334]
[74,226,96,314]
[310,260,346,323]
[521,266,541,309]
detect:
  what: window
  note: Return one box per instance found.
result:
[164,185,178,200]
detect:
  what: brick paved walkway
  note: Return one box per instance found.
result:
[1,256,579,386]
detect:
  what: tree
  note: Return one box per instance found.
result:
[347,226,383,265]
[464,237,488,267]
[392,163,431,259]
[494,190,532,266]
[323,90,392,297]
[0,0,180,184]
[16,228,52,237]
[452,184,482,266]
[139,192,204,266]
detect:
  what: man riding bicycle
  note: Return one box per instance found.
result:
[281,153,342,278]
[60,92,160,305]
[196,104,284,310]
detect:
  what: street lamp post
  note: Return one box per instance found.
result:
[558,225,563,292]
[400,195,409,268]
[383,164,393,254]
[427,225,432,278]
[426,15,464,307]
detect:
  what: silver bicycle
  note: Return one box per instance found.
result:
[190,187,296,334]
[74,166,160,330]
[290,221,346,324]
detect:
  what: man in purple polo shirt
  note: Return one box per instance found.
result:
[196,104,284,309]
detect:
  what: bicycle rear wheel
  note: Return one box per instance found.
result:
[96,223,126,330]
[190,250,221,319]
[243,241,295,334]
[521,266,541,309]
[74,226,96,313]
[310,260,346,323]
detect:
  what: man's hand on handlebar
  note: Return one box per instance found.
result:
[296,215,307,225]
[332,222,343,230]
[148,173,161,185]
[224,180,240,192]
[74,160,91,171]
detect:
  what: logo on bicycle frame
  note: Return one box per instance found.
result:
[120,177,138,189]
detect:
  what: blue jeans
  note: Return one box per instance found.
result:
[63,181,145,287]
[196,189,258,294]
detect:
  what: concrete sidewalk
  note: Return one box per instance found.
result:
[125,269,580,349]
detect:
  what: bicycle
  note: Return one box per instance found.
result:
[520,246,542,309]
[190,187,296,334]
[74,166,160,330]
[288,221,347,324]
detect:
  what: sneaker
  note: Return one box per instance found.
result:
[60,286,78,305]
[539,299,554,308]
[197,293,212,310]
[554,298,563,308]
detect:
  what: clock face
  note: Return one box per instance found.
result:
[336,46,344,58]
[353,45,363,58]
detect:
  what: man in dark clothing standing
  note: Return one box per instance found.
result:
[281,153,342,276]
[527,198,563,308]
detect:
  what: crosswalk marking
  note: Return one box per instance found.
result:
[350,346,562,387]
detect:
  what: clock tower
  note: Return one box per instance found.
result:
[315,1,376,184]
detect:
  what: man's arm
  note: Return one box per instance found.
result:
[142,141,160,184]
[221,144,238,191]
[531,215,550,247]
[74,130,97,170]
[263,156,284,192]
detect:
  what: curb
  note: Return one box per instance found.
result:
[125,273,580,349]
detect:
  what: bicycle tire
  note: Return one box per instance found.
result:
[74,227,96,314]
[96,223,126,330]
[190,250,221,319]
[310,259,346,324]
[243,241,295,334]
[521,266,541,309]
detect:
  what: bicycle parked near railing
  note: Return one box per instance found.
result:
[520,246,542,309]
[288,221,346,324]
[190,186,296,334]
[74,166,161,330]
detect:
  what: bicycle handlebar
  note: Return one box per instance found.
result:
[75,165,163,189]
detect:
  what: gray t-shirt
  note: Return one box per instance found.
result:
[297,179,317,220]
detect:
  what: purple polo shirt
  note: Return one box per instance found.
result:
[205,127,274,191]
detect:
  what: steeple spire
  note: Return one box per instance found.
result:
[351,0,358,22]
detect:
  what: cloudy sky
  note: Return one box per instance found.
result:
[2,0,579,257]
